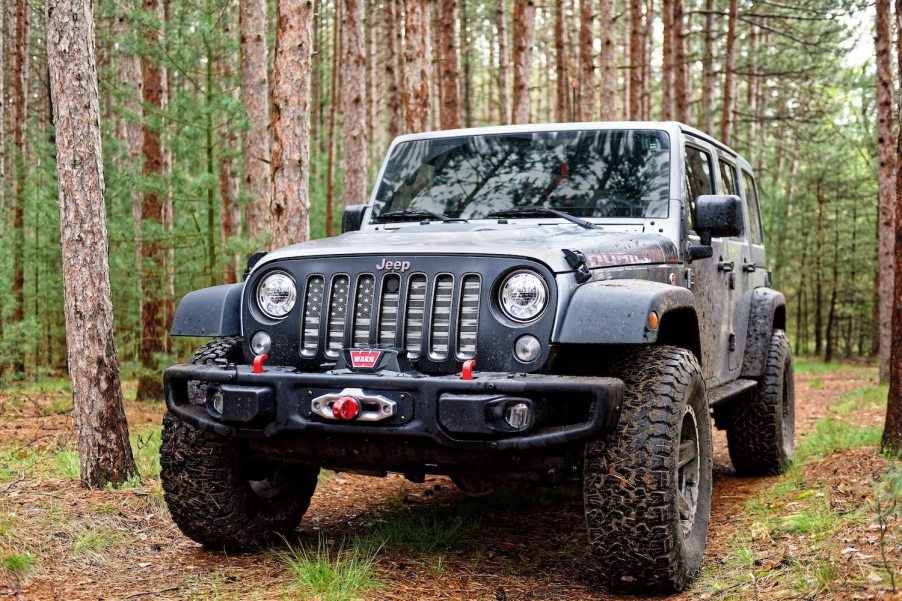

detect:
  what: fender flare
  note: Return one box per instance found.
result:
[554,279,696,345]
[170,283,243,337]
[740,287,786,377]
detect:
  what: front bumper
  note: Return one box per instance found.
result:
[164,364,623,452]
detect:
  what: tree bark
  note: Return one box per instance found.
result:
[240,0,272,241]
[384,0,402,138]
[576,0,594,121]
[628,0,641,120]
[10,0,29,373]
[876,0,896,383]
[326,1,341,236]
[598,0,616,120]
[437,0,461,129]
[403,0,430,132]
[341,0,367,206]
[497,0,511,124]
[46,0,138,488]
[661,0,673,120]
[720,0,738,144]
[554,0,568,121]
[460,0,472,127]
[701,0,715,133]
[136,0,167,402]
[673,0,688,123]
[883,0,902,450]
[271,0,314,248]
[511,0,536,124]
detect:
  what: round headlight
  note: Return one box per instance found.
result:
[498,270,548,322]
[256,272,296,319]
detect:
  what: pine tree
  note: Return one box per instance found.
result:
[341,0,367,206]
[511,0,536,124]
[403,0,430,132]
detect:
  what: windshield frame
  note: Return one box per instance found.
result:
[363,123,680,228]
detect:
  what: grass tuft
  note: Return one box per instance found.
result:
[54,449,80,479]
[283,538,380,601]
[1,553,34,577]
[72,530,123,556]
[360,510,476,555]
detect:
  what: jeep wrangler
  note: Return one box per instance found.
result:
[160,123,794,593]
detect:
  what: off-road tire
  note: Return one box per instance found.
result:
[584,346,713,593]
[161,413,319,549]
[726,329,795,475]
[186,336,245,403]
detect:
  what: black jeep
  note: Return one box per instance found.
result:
[160,123,794,593]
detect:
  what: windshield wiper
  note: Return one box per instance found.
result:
[487,207,596,230]
[376,209,460,223]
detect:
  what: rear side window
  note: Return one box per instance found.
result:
[719,160,738,196]
[684,146,714,227]
[742,171,764,244]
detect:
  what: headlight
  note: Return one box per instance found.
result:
[498,270,548,322]
[256,271,296,319]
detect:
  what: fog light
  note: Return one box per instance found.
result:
[210,389,224,415]
[251,331,272,355]
[504,402,531,430]
[514,335,541,363]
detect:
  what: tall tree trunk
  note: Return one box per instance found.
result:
[825,205,840,362]
[460,0,472,127]
[0,0,5,367]
[341,0,367,207]
[720,0,738,144]
[554,0,568,121]
[641,0,654,120]
[384,0,402,138]
[814,185,825,356]
[497,0,511,124]
[598,0,616,120]
[576,0,594,121]
[661,0,673,120]
[10,0,29,374]
[46,0,138,487]
[239,0,272,241]
[326,1,340,236]
[701,0,715,133]
[270,0,314,247]
[437,0,461,129]
[876,0,896,383]
[628,0,641,120]
[883,0,902,450]
[511,0,536,124]
[136,0,166,402]
[403,0,430,132]
[673,0,687,122]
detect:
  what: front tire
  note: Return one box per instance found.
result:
[583,346,713,593]
[726,329,795,475]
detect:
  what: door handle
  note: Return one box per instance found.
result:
[743,262,757,273]
[718,260,734,273]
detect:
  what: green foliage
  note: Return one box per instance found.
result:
[283,538,381,601]
[360,510,477,556]
[1,553,34,577]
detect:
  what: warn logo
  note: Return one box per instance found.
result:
[349,350,382,369]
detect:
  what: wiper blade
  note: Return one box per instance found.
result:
[376,209,459,223]
[487,207,596,229]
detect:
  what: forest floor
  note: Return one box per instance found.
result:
[0,359,899,601]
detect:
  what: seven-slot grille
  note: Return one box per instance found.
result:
[300,272,481,361]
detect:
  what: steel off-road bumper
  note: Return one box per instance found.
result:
[164,364,623,452]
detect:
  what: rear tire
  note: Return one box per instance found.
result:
[160,413,319,549]
[583,346,713,593]
[726,329,795,475]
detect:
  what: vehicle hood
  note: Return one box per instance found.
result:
[255,224,681,274]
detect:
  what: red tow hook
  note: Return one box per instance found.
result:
[461,359,476,381]
[252,354,269,374]
[332,396,361,420]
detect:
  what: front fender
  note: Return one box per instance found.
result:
[171,283,243,337]
[554,279,695,344]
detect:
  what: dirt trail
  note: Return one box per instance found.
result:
[0,369,880,600]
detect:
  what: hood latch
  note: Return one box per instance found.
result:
[562,249,592,284]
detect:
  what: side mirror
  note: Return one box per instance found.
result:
[694,195,743,245]
[341,204,368,233]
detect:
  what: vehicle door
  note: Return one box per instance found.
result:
[716,156,751,373]
[683,141,732,384]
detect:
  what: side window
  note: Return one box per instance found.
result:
[684,146,714,228]
[742,171,764,244]
[719,159,738,196]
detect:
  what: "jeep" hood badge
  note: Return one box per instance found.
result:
[376,258,411,272]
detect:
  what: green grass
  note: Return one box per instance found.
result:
[832,384,888,416]
[360,510,477,555]
[283,539,380,601]
[55,449,80,479]
[793,357,873,375]
[1,552,34,577]
[71,530,123,556]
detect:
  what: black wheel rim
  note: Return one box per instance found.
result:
[678,406,700,539]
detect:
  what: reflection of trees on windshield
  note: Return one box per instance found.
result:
[373,130,670,220]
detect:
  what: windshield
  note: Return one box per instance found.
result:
[372,129,671,221]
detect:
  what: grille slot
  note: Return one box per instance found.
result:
[326,275,350,356]
[300,275,325,356]
[457,275,480,358]
[404,275,428,359]
[429,275,454,359]
[352,275,375,347]
[377,274,401,346]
